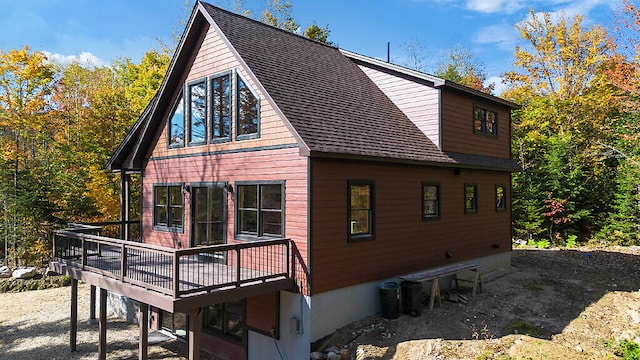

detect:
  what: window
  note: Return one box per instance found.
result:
[236,76,259,138]
[496,185,507,211]
[211,73,231,141]
[168,89,185,147]
[349,180,374,241]
[464,184,477,213]
[473,107,497,135]
[204,300,244,343]
[153,184,184,231]
[422,182,440,220]
[188,79,207,144]
[236,182,283,239]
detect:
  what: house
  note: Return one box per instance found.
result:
[51,2,519,360]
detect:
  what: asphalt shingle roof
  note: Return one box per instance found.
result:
[202,2,453,163]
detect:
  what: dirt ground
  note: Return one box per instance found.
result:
[0,247,639,359]
[325,246,640,359]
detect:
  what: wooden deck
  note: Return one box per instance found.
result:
[51,225,301,313]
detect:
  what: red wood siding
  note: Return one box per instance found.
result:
[141,148,309,265]
[440,88,512,158]
[246,293,278,335]
[357,64,441,148]
[310,158,511,294]
[151,23,298,161]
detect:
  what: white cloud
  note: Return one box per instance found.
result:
[486,75,508,95]
[474,24,519,51]
[44,51,106,67]
[465,0,526,14]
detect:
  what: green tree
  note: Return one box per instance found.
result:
[503,11,619,242]
[0,46,56,265]
[436,44,495,94]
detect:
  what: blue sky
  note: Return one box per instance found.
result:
[0,0,619,94]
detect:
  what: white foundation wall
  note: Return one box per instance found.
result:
[309,251,512,342]
[248,291,311,360]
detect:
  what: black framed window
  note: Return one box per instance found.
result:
[188,79,207,145]
[348,180,374,241]
[191,183,227,246]
[153,184,184,231]
[168,89,185,148]
[473,107,497,135]
[496,185,507,211]
[236,76,259,139]
[211,73,231,141]
[422,182,440,220]
[236,182,284,239]
[204,300,245,343]
[464,184,477,214]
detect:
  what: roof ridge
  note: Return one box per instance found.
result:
[199,1,338,50]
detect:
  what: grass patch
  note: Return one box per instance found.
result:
[616,340,640,360]
[0,275,71,293]
[504,319,540,336]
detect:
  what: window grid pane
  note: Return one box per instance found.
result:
[169,92,184,147]
[212,74,231,139]
[465,185,477,212]
[189,81,206,144]
[237,78,259,136]
[349,183,373,237]
[423,184,439,217]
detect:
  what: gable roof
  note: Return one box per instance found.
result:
[109,1,519,172]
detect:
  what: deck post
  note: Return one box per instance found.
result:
[139,302,149,360]
[88,285,96,324]
[70,279,78,352]
[188,308,202,360]
[99,288,107,360]
[120,171,130,241]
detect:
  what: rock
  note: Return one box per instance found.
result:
[575,345,583,352]
[310,351,325,360]
[45,266,58,276]
[0,266,10,278]
[12,267,37,279]
[324,346,340,354]
[327,352,341,360]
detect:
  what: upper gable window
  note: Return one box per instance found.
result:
[168,89,185,148]
[211,73,231,141]
[473,107,497,135]
[236,76,259,139]
[188,79,207,145]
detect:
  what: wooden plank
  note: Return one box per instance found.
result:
[400,263,479,282]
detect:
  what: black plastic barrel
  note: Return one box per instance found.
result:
[378,281,400,319]
[401,280,423,316]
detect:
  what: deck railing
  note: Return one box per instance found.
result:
[53,225,303,298]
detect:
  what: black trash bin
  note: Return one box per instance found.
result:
[401,280,423,316]
[378,281,400,319]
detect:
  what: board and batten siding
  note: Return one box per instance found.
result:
[440,88,512,159]
[356,64,441,148]
[151,24,299,160]
[310,158,511,294]
[141,148,309,265]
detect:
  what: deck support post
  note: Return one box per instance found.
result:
[139,302,149,360]
[70,279,78,352]
[88,285,96,324]
[188,308,203,360]
[99,288,107,360]
[120,171,131,241]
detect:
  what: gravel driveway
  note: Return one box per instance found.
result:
[0,282,216,359]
